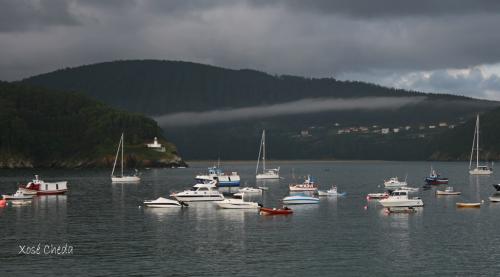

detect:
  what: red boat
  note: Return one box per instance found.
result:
[19,175,68,195]
[259,207,293,215]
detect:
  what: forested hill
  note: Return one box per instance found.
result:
[0,81,185,168]
[430,108,500,161]
[22,60,493,117]
[20,60,500,160]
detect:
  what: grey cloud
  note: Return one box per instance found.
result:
[154,97,425,127]
[254,0,500,18]
[0,0,500,102]
[0,0,79,32]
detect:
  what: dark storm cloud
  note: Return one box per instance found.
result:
[256,0,500,18]
[0,0,499,100]
[0,0,79,32]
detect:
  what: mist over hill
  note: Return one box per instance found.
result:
[22,60,500,160]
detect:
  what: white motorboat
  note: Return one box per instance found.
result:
[469,114,493,175]
[384,177,407,189]
[489,192,500,202]
[255,130,280,179]
[19,175,68,195]
[283,194,319,205]
[2,189,34,200]
[143,197,187,208]
[111,133,141,183]
[217,193,260,209]
[289,175,318,192]
[195,165,240,187]
[378,190,423,207]
[317,190,328,196]
[170,181,224,202]
[238,187,263,194]
[436,186,461,195]
[399,186,419,192]
[326,186,346,196]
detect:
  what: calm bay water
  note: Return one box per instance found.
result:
[1,161,500,276]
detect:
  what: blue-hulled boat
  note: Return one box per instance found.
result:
[195,166,241,187]
[424,167,448,185]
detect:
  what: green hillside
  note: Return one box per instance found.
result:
[21,60,500,160]
[0,81,185,168]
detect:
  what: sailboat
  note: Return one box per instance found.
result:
[255,130,280,179]
[469,114,493,175]
[111,133,141,182]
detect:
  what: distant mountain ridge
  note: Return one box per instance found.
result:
[20,60,500,160]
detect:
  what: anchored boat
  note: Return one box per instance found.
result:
[2,189,34,200]
[143,197,187,208]
[289,175,318,192]
[282,194,319,205]
[111,133,141,183]
[436,186,461,195]
[170,181,224,202]
[378,190,423,207]
[469,114,493,175]
[255,129,280,179]
[217,193,260,209]
[384,177,407,189]
[195,166,240,188]
[19,175,68,195]
[259,207,293,215]
[425,167,449,185]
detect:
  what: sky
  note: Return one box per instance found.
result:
[1,0,500,100]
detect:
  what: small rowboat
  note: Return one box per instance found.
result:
[436,187,461,195]
[259,207,293,215]
[456,202,481,208]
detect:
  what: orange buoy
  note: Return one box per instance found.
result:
[0,199,6,207]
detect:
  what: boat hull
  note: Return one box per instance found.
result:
[436,191,461,195]
[378,199,423,207]
[282,196,319,205]
[256,174,280,179]
[456,202,481,208]
[112,176,140,183]
[259,207,293,215]
[2,195,33,200]
[489,196,500,202]
[217,202,259,209]
[469,168,493,175]
[172,195,224,202]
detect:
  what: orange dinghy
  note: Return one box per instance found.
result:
[456,202,481,208]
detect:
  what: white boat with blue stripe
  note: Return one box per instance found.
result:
[282,194,320,205]
[195,166,241,187]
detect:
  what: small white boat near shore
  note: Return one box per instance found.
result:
[289,175,318,192]
[489,192,500,202]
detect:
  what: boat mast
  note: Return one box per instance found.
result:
[111,133,121,177]
[477,115,480,168]
[262,129,266,172]
[256,130,264,175]
[469,115,478,169]
[121,133,124,177]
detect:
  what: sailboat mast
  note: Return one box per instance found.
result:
[469,115,477,169]
[111,134,121,177]
[256,130,263,175]
[121,133,124,177]
[263,129,266,172]
[477,115,480,168]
